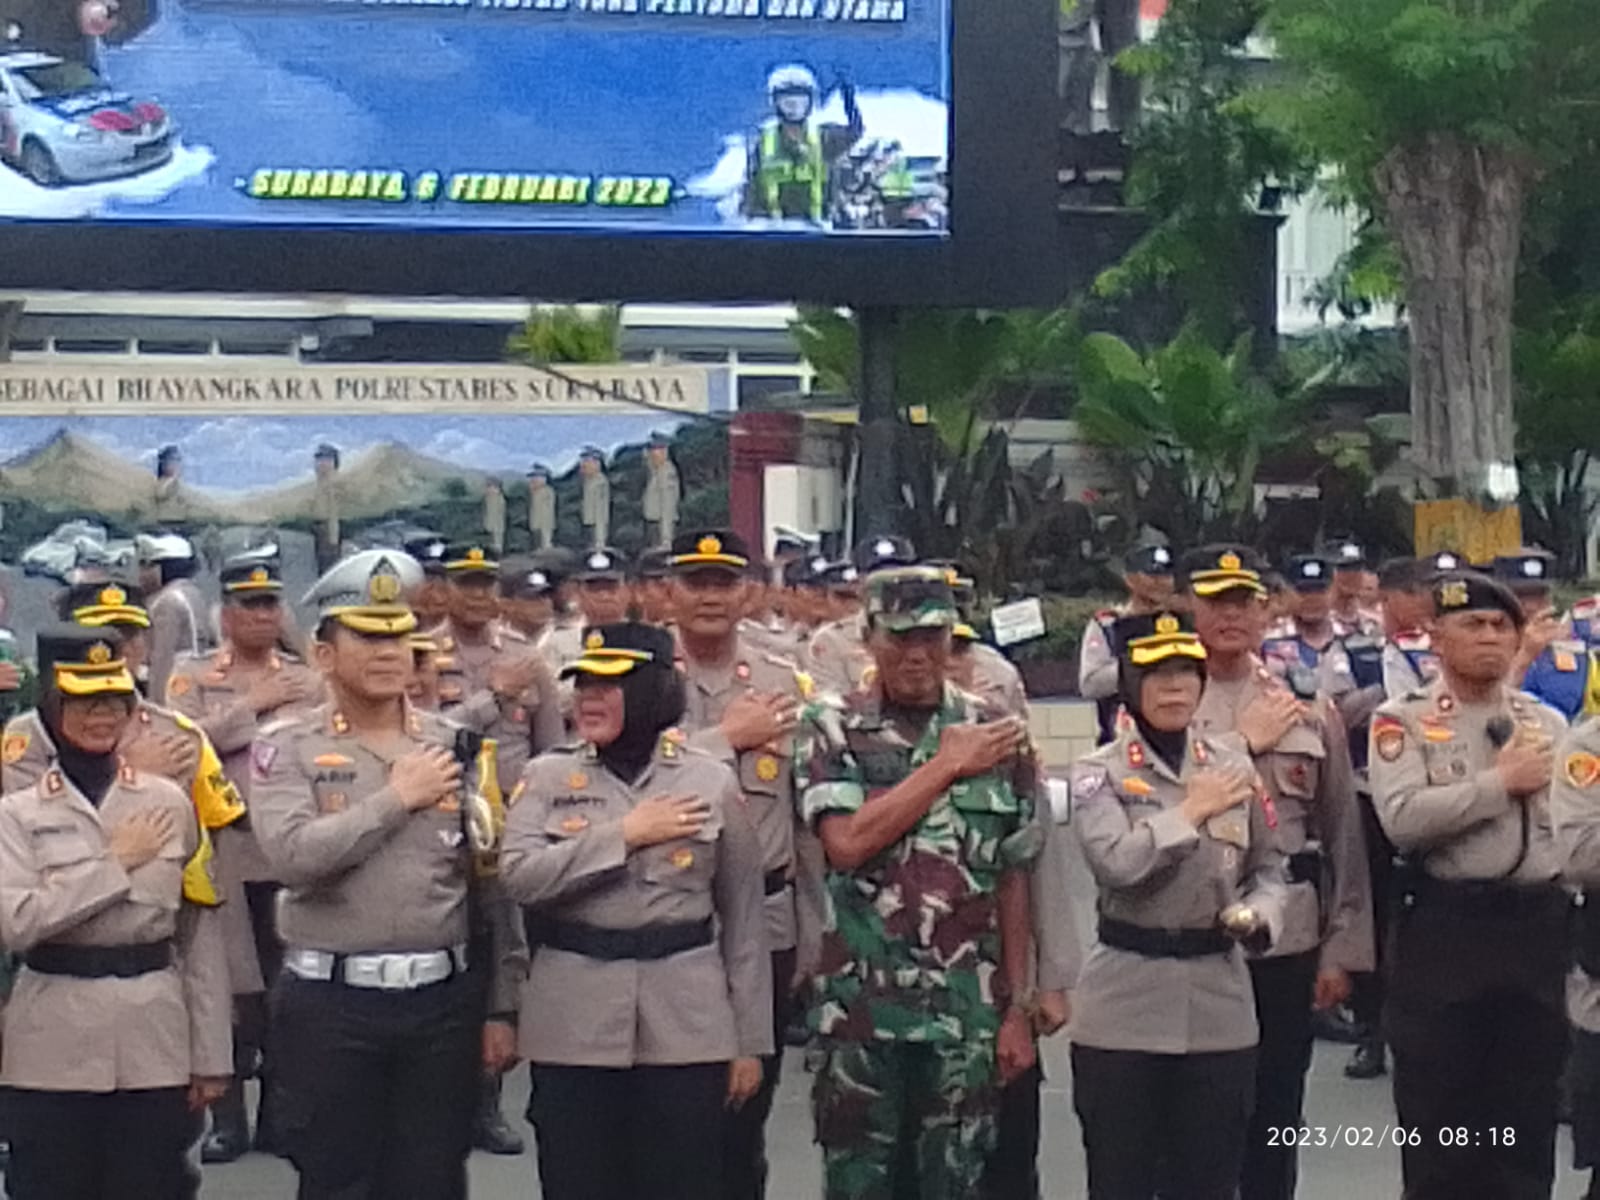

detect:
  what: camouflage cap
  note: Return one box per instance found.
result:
[864,566,956,633]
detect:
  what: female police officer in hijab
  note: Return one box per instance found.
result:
[0,626,230,1199]
[1066,612,1289,1200]
[499,622,772,1200]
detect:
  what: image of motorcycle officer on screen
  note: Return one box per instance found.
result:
[709,61,947,233]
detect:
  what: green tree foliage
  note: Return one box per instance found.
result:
[506,305,622,365]
[1073,327,1301,545]
[1099,0,1308,345]
[1516,312,1600,577]
[1264,0,1600,488]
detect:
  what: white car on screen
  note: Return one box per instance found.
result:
[0,52,173,187]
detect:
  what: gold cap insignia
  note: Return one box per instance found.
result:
[697,535,722,557]
[1219,553,1242,571]
[99,585,126,607]
[585,632,605,650]
[368,571,402,604]
[1156,614,1180,635]
[467,547,485,563]
[1439,580,1469,609]
[86,641,113,666]
[250,567,269,584]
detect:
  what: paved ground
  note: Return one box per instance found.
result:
[204,822,1595,1198]
[201,1040,1590,1198]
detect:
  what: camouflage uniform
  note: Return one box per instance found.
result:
[796,677,1041,1199]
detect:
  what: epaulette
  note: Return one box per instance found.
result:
[257,712,308,740]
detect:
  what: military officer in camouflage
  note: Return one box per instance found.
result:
[807,536,914,696]
[667,529,806,1200]
[795,565,1041,1199]
[250,550,525,1199]
[163,556,324,1162]
[1369,571,1569,1200]
[501,622,771,1200]
[1068,611,1287,1200]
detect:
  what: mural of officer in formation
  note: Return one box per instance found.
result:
[579,446,610,550]
[527,464,556,551]
[642,432,681,549]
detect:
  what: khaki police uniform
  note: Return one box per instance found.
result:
[249,547,525,1199]
[1370,675,1569,1198]
[166,646,323,994]
[1193,660,1372,1200]
[0,761,232,1198]
[501,717,771,1199]
[147,576,213,704]
[1550,717,1600,1183]
[806,616,872,696]
[431,619,563,793]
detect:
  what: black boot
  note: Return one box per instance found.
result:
[201,1082,250,1164]
[472,1075,524,1156]
[1345,1038,1387,1080]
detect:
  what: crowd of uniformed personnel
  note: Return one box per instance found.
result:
[7,519,1600,1200]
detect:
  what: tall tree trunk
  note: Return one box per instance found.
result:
[1373,134,1534,490]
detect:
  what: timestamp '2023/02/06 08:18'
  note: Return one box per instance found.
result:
[1265,1126,1518,1149]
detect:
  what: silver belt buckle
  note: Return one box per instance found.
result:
[376,953,421,991]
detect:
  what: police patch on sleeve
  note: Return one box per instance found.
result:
[1566,751,1600,790]
[1070,763,1109,807]
[1372,716,1406,763]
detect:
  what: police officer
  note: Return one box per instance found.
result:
[1550,712,1600,1200]
[1500,548,1588,722]
[794,565,1040,1198]
[251,550,524,1198]
[500,622,771,1200]
[1183,545,1373,1200]
[807,536,915,695]
[780,554,833,652]
[746,64,862,224]
[1369,570,1569,1199]
[163,556,324,1161]
[433,540,563,792]
[632,548,675,625]
[1078,545,1177,744]
[0,626,232,1199]
[946,611,1081,1200]
[140,532,214,703]
[543,549,634,672]
[1069,611,1287,1200]
[403,534,452,631]
[665,529,804,1200]
[1327,538,1382,639]
[1377,557,1444,700]
[499,561,558,644]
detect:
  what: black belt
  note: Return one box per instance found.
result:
[763,868,792,897]
[1286,849,1323,886]
[531,916,715,962]
[1098,917,1231,960]
[1406,875,1568,919]
[25,940,174,979]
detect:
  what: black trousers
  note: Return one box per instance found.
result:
[1349,793,1396,1033]
[5,1086,193,1200]
[1242,951,1319,1200]
[723,947,797,1200]
[985,1061,1044,1200]
[269,969,480,1200]
[1071,1043,1256,1200]
[1384,891,1569,1200]
[530,1061,727,1200]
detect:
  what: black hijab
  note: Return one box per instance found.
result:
[1117,657,1204,776]
[594,661,687,784]
[41,696,122,805]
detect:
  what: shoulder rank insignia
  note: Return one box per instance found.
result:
[43,769,63,796]
[736,662,751,682]
[1126,741,1146,769]
[2,732,29,765]
[1567,752,1600,790]
[1192,739,1210,765]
